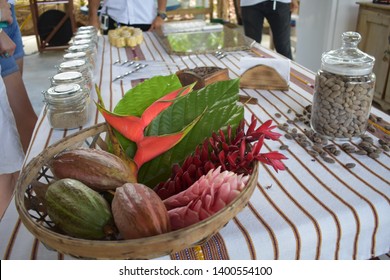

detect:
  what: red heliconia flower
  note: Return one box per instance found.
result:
[95,84,199,179]
[165,167,249,230]
[154,115,288,200]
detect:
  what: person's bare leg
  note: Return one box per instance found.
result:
[0,172,19,219]
[3,70,37,153]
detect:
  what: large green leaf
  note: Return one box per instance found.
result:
[137,79,244,187]
[112,74,182,154]
[113,74,182,116]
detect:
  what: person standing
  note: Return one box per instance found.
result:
[88,0,168,33]
[0,1,25,218]
[0,0,37,153]
[240,0,299,59]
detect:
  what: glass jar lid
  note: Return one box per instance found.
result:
[47,84,81,96]
[52,71,83,83]
[72,39,93,46]
[78,26,98,33]
[68,44,91,53]
[45,84,83,104]
[59,59,86,70]
[321,32,375,76]
[63,51,87,60]
[76,29,96,35]
[74,34,93,41]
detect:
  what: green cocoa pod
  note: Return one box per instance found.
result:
[45,178,115,240]
[49,147,135,191]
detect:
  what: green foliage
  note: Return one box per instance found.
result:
[110,74,244,187]
[138,79,244,187]
[113,74,182,116]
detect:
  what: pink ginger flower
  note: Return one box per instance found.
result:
[164,167,249,230]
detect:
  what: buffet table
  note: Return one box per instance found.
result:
[0,31,389,260]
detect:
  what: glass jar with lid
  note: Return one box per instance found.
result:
[44,84,89,129]
[62,51,93,71]
[67,44,96,68]
[73,33,98,47]
[57,59,93,90]
[310,32,376,140]
[72,38,97,58]
[51,71,90,97]
[77,25,98,35]
[63,51,87,62]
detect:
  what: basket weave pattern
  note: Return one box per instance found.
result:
[15,123,259,259]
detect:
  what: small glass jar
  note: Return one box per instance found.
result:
[63,51,87,62]
[72,38,97,57]
[44,84,89,129]
[310,32,376,140]
[62,51,93,71]
[67,44,96,68]
[51,71,90,97]
[57,59,93,90]
[77,25,98,35]
[73,34,98,47]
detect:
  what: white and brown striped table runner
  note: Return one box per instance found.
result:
[0,33,389,260]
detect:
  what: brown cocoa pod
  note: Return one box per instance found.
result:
[111,183,171,239]
[49,147,135,191]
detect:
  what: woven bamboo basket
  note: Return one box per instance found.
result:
[15,123,259,259]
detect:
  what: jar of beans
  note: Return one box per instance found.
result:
[311,32,375,140]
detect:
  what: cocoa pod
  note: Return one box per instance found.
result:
[112,183,171,239]
[45,178,115,240]
[49,147,135,191]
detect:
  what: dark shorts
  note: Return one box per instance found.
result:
[102,15,151,34]
[0,5,25,77]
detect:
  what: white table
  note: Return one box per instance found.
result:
[1,32,389,260]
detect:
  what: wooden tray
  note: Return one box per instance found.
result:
[240,64,289,91]
[15,123,259,259]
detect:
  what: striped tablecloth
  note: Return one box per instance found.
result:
[1,33,389,260]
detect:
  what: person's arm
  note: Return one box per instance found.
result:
[0,0,13,25]
[0,30,16,57]
[88,0,101,30]
[149,0,167,31]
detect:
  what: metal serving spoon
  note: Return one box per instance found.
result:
[113,64,147,81]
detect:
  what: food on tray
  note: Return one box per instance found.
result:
[108,26,143,48]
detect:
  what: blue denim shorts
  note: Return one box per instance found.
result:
[0,5,25,77]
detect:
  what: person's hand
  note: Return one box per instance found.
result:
[291,0,299,13]
[0,0,13,25]
[148,16,164,32]
[0,30,16,58]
